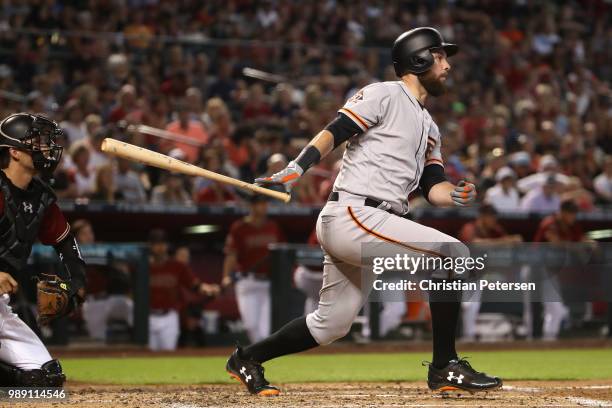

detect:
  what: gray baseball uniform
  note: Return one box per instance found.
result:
[336,81,443,215]
[306,81,466,345]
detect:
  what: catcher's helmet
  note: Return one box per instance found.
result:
[0,113,64,175]
[392,27,458,77]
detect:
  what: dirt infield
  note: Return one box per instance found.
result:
[9,381,612,407]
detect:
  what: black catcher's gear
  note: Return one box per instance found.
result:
[0,171,56,275]
[0,113,64,176]
[392,27,458,77]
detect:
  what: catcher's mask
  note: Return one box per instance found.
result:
[0,112,64,177]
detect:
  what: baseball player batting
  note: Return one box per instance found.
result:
[226,27,502,396]
[0,113,86,387]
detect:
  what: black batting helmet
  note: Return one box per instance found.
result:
[392,27,458,77]
[0,113,64,175]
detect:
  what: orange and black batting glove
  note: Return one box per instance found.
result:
[450,180,477,206]
[255,161,303,193]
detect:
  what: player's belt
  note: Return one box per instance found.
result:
[328,192,409,218]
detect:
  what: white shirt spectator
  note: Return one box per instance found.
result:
[485,185,521,211]
[485,166,521,211]
[60,121,88,145]
[594,172,612,202]
[517,171,571,193]
[115,170,147,203]
[73,169,96,197]
[520,186,561,214]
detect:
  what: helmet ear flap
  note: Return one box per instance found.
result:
[410,49,434,74]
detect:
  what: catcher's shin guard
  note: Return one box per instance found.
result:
[0,359,66,387]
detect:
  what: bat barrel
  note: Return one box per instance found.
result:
[101,138,291,203]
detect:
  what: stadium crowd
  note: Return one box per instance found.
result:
[0,0,610,213]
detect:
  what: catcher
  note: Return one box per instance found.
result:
[0,112,86,387]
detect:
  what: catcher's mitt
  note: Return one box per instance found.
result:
[36,274,73,325]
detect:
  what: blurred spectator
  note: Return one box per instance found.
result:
[164,101,209,163]
[148,229,219,351]
[71,219,95,245]
[91,164,116,203]
[114,158,147,204]
[85,127,112,171]
[207,61,235,102]
[517,155,571,194]
[194,149,237,204]
[484,167,520,212]
[242,83,273,124]
[150,173,192,206]
[60,100,87,144]
[69,144,96,198]
[108,85,138,123]
[0,1,608,211]
[222,194,285,343]
[520,175,562,214]
[593,156,612,203]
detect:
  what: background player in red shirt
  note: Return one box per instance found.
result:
[147,229,219,351]
[222,194,285,343]
[0,113,86,387]
[459,204,523,341]
[533,200,592,340]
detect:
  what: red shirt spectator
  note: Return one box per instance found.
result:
[534,200,584,242]
[534,215,583,242]
[195,182,237,204]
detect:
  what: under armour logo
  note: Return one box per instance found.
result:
[240,366,252,383]
[447,372,464,384]
[22,202,33,213]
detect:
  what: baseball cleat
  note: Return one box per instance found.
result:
[226,346,280,396]
[425,358,502,395]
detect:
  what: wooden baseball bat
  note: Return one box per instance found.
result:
[101,138,291,203]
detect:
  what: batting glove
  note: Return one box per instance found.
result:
[255,161,303,192]
[451,180,477,206]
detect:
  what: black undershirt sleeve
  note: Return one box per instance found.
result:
[324,113,364,148]
[294,113,363,173]
[53,234,87,298]
[419,164,447,202]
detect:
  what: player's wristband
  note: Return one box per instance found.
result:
[294,145,321,173]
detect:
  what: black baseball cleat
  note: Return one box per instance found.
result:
[425,358,502,394]
[226,346,280,396]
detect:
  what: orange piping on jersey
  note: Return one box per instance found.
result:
[347,206,444,258]
[339,108,369,130]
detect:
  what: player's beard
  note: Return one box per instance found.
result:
[418,71,447,97]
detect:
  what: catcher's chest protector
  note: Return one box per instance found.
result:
[0,172,56,273]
